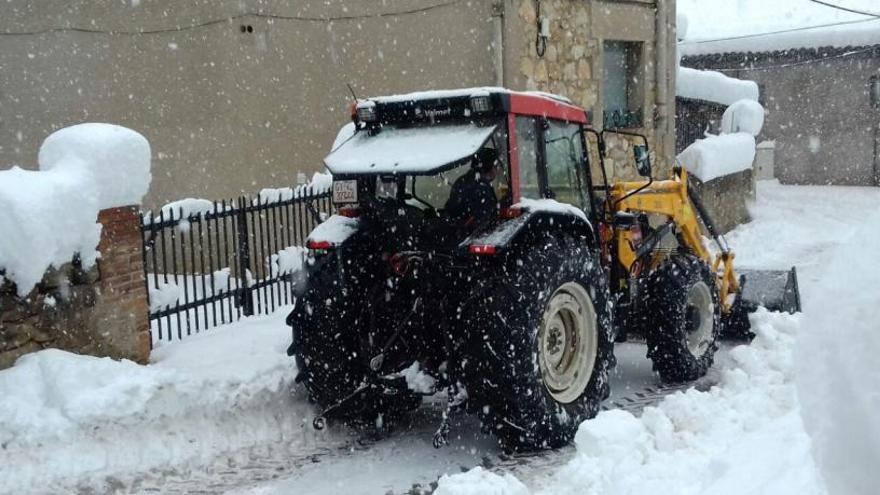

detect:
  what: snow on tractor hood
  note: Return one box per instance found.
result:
[324,123,498,175]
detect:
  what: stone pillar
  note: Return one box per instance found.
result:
[0,206,150,369]
[94,205,151,363]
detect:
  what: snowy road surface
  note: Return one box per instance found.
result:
[1,181,878,494]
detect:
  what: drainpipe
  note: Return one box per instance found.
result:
[491,0,505,87]
[655,0,671,161]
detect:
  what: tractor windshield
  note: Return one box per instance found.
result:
[365,123,510,212]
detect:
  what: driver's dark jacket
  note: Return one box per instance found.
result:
[444,172,498,228]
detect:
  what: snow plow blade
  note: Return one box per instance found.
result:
[722,267,801,339]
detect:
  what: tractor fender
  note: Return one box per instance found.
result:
[459,209,597,256]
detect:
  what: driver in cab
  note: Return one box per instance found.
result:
[444,148,500,230]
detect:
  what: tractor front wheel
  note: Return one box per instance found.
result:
[643,255,721,383]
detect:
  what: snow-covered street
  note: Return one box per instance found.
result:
[1,180,877,494]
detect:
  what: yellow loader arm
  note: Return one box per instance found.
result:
[608,167,740,315]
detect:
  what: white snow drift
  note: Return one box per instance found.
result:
[0,123,150,296]
[438,310,824,495]
[796,210,880,495]
[0,308,327,494]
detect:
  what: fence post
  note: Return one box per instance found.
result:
[236,196,254,316]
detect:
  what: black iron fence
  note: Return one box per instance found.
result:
[141,188,333,343]
[675,97,727,154]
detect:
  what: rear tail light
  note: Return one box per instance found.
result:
[500,207,523,219]
[389,253,409,275]
[469,244,497,255]
[338,206,360,218]
[306,239,333,250]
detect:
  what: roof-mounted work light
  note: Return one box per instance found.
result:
[470,94,492,113]
[356,101,378,122]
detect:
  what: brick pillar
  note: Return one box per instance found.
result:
[95,205,151,363]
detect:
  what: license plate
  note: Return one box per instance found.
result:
[332,180,358,204]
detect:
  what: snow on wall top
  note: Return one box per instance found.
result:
[677,67,759,106]
[0,165,102,296]
[678,0,880,55]
[0,123,151,296]
[678,132,757,182]
[324,124,497,175]
[38,123,151,209]
[721,99,765,136]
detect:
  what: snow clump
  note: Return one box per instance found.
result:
[677,132,757,182]
[721,99,765,136]
[0,123,151,296]
[38,123,151,209]
[677,67,759,106]
[307,214,360,246]
[435,467,529,495]
[0,166,102,296]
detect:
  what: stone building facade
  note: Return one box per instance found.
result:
[1,0,677,205]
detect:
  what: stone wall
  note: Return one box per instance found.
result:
[0,206,150,369]
[509,0,676,182]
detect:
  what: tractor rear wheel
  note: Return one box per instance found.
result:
[459,235,614,451]
[288,255,420,424]
[643,254,720,383]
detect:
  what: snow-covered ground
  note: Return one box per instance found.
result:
[1,181,878,494]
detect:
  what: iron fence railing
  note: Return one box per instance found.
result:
[141,188,333,343]
[675,97,727,154]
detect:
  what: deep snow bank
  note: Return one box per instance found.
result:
[796,211,880,495]
[437,310,825,495]
[0,308,325,494]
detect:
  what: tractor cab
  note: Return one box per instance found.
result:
[320,88,601,252]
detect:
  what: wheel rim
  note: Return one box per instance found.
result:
[537,282,598,404]
[684,281,714,358]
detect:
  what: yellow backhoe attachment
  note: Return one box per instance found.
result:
[608,167,800,335]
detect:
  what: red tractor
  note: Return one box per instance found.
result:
[286,88,798,451]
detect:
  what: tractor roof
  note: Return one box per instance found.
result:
[324,87,588,176]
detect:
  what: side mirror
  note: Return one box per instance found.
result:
[634,145,652,177]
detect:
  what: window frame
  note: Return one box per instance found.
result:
[538,117,599,222]
[602,40,645,130]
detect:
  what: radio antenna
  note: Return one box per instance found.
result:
[346,83,359,103]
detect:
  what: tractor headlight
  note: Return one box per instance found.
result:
[356,101,378,123]
[470,94,492,114]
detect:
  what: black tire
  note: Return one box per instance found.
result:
[643,254,721,383]
[288,254,420,423]
[459,234,614,452]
